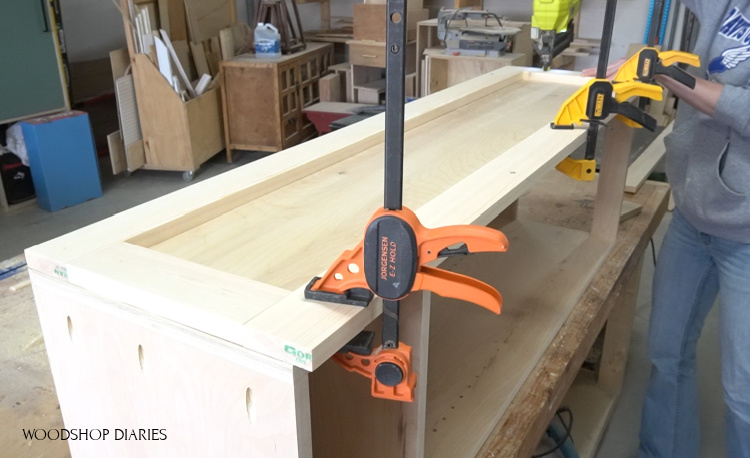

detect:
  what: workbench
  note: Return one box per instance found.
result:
[21,67,666,457]
[3,176,667,458]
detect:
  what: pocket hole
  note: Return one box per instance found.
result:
[138,345,145,371]
[246,388,256,423]
[391,12,402,23]
[67,316,73,341]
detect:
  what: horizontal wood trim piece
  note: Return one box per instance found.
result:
[66,243,288,344]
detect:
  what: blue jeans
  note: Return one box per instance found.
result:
[638,210,750,457]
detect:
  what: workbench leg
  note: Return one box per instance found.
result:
[591,119,635,244]
[401,291,431,458]
[598,258,643,397]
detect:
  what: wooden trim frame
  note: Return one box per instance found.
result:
[26,66,645,457]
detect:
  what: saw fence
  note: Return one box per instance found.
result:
[25,66,667,457]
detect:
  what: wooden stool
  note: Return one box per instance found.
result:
[254,0,306,54]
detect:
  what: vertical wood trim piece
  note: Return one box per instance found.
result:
[293,367,314,458]
[591,118,635,243]
[402,292,431,458]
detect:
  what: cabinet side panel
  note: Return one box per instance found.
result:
[308,317,407,458]
[31,272,305,457]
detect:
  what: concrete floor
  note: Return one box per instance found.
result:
[0,152,726,457]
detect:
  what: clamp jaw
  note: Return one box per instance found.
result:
[305,206,508,401]
[333,333,417,402]
[614,47,701,88]
[306,206,508,313]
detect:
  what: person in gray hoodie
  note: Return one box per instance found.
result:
[638,1,750,457]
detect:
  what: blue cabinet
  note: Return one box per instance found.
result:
[20,111,102,211]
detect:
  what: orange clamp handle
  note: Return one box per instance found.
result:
[309,207,508,311]
[415,266,502,314]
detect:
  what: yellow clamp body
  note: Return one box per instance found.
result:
[551,77,664,181]
[552,79,662,128]
[555,157,596,181]
[613,46,701,83]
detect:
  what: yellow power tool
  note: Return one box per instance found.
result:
[531,0,581,70]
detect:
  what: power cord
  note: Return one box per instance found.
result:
[532,406,575,458]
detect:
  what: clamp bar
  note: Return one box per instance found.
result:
[384,0,407,211]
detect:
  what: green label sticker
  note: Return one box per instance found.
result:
[284,345,312,367]
[53,265,68,279]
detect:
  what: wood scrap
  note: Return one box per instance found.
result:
[9,279,31,292]
[154,35,174,83]
[137,2,160,30]
[159,29,197,98]
[190,41,210,77]
[219,28,235,60]
[107,130,127,175]
[115,75,143,148]
[172,39,197,80]
[205,37,222,76]
[194,74,212,96]
[109,47,130,81]
[167,0,188,41]
[319,73,343,102]
[183,0,234,43]
[157,0,170,35]
[620,200,642,222]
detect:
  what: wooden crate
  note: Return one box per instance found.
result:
[131,54,224,172]
[26,68,636,457]
[117,0,230,176]
[221,43,334,158]
[353,5,429,42]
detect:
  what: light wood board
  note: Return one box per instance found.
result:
[625,122,672,194]
[184,0,235,43]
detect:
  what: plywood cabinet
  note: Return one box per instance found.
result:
[221,43,334,159]
[27,68,651,457]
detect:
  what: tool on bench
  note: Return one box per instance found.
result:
[437,9,521,57]
[304,0,509,402]
[531,0,581,70]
